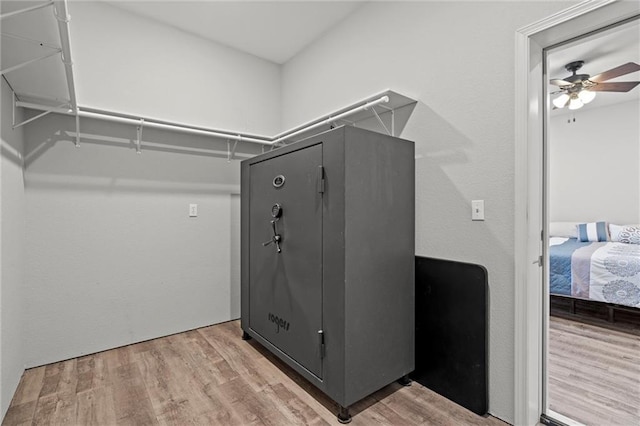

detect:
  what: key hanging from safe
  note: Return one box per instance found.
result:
[263,203,283,253]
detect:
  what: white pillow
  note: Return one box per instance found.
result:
[549,222,578,238]
[609,224,640,244]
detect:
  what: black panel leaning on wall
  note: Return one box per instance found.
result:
[412,256,488,416]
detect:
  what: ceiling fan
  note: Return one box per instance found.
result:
[550,60,640,110]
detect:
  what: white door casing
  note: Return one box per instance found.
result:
[514,1,640,425]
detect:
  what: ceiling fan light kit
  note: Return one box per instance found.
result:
[568,93,584,110]
[552,93,570,108]
[577,89,596,104]
[550,60,640,110]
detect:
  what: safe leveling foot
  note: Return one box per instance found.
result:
[397,374,412,387]
[337,406,351,424]
[241,331,252,341]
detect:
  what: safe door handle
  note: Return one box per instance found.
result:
[262,219,282,253]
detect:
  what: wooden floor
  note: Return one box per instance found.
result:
[3,320,504,426]
[548,316,640,425]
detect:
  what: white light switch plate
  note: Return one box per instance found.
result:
[189,204,198,217]
[472,200,484,221]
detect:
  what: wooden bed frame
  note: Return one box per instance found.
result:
[550,294,640,335]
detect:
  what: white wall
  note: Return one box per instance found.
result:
[281,1,576,422]
[549,100,640,224]
[19,0,278,369]
[3,1,589,421]
[1,78,26,418]
[23,114,256,367]
[69,2,281,135]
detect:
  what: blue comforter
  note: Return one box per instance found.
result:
[549,238,591,296]
[549,238,640,308]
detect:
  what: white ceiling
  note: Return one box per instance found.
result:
[2,1,638,115]
[547,18,640,112]
[105,1,365,64]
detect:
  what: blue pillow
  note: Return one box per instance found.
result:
[576,222,608,242]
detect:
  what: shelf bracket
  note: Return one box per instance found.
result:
[370,105,391,136]
[227,138,239,162]
[372,102,396,136]
[391,109,395,137]
[12,90,16,128]
[75,108,80,147]
[136,118,144,154]
[13,101,67,129]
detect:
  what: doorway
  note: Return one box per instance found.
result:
[514,2,640,425]
[543,17,640,425]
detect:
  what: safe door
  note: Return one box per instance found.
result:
[248,143,323,378]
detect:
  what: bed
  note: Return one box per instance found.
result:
[548,222,640,328]
[549,237,640,308]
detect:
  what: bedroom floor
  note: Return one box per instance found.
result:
[3,320,505,426]
[548,315,640,425]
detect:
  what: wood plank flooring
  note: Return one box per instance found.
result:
[3,320,505,426]
[548,316,640,426]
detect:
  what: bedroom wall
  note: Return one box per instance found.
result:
[281,1,576,422]
[69,2,281,135]
[1,78,26,417]
[549,100,640,225]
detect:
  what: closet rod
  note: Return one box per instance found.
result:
[78,111,273,145]
[17,94,392,147]
[15,101,273,144]
[272,95,389,144]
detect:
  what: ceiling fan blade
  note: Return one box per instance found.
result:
[590,81,640,92]
[590,62,640,83]
[550,79,573,87]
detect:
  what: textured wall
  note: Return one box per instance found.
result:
[1,78,26,418]
[549,100,640,224]
[20,0,280,369]
[281,2,576,422]
[69,2,281,135]
[22,113,256,368]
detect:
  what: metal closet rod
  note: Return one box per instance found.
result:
[17,95,391,146]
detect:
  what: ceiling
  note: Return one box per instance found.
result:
[105,1,365,64]
[547,18,640,113]
[1,0,365,109]
[2,1,638,116]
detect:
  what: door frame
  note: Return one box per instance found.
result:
[514,1,640,424]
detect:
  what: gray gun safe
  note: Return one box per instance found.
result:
[240,126,414,423]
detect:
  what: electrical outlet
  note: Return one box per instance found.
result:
[472,200,484,221]
[189,204,198,217]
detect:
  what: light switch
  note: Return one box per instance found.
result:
[472,200,484,221]
[189,204,198,217]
